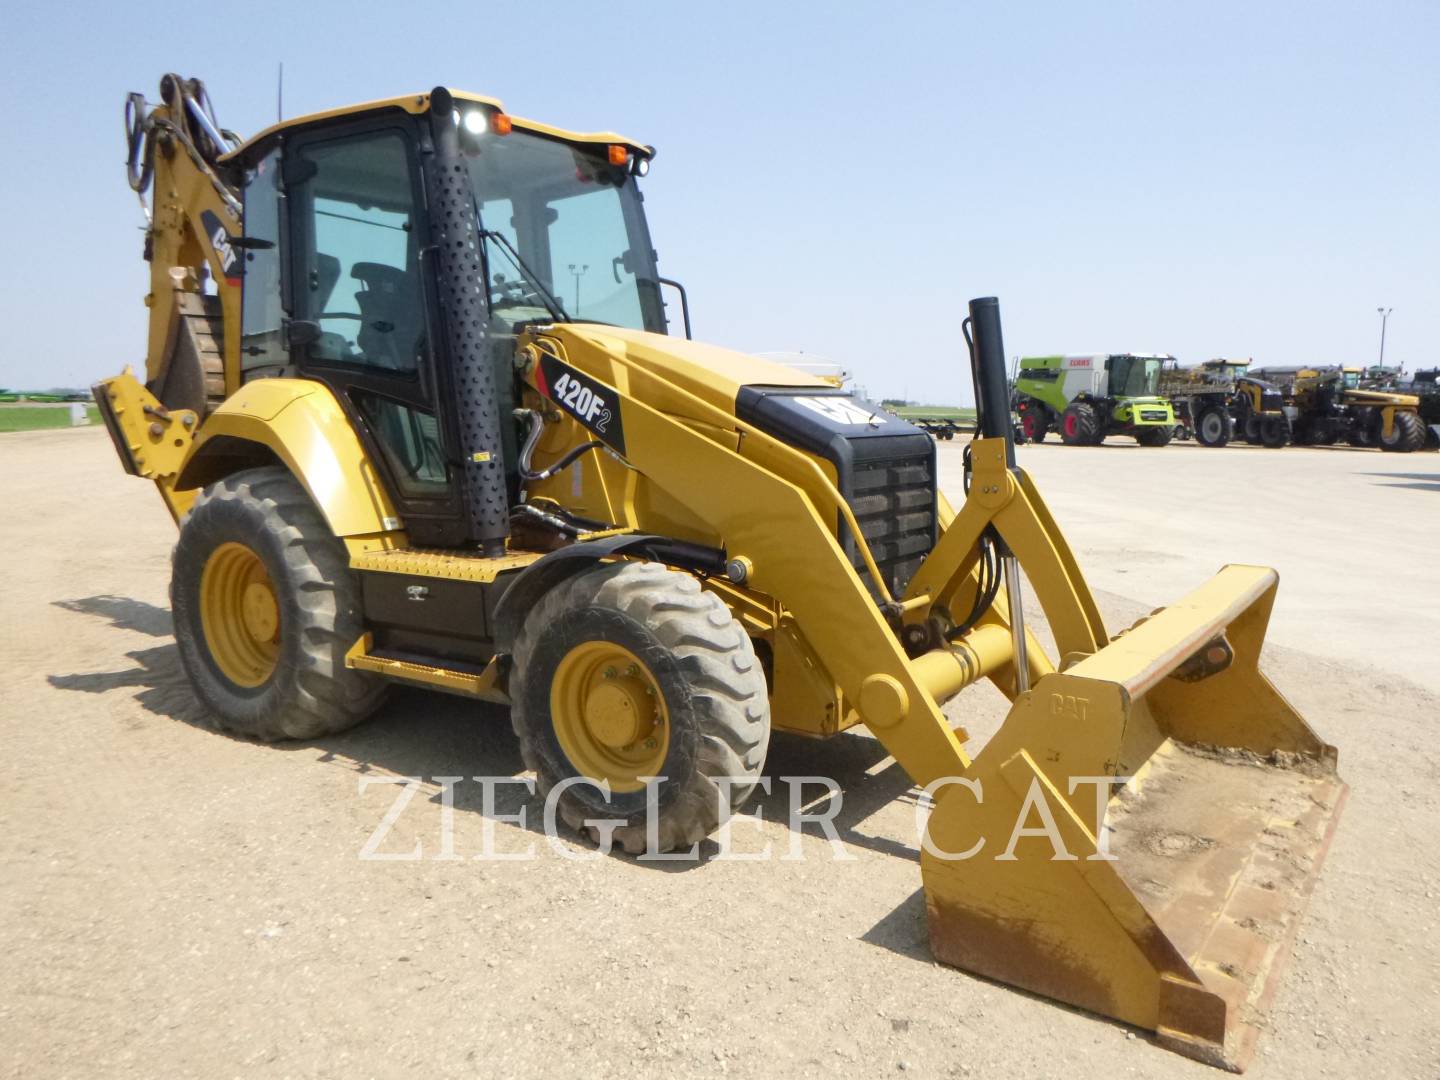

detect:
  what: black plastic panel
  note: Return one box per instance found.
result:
[736,387,937,597]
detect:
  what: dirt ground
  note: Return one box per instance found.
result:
[2,427,1438,1079]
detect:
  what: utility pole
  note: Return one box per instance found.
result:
[1377,307,1393,371]
[569,263,588,315]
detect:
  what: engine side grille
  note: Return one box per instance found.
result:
[845,451,937,598]
[731,386,939,601]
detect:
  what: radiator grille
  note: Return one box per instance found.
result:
[845,452,937,598]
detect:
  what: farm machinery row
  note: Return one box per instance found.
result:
[1006,354,1430,452]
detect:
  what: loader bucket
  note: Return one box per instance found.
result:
[920,565,1346,1071]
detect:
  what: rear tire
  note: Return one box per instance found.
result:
[1260,416,1289,448]
[171,467,387,741]
[1061,401,1100,446]
[510,561,770,854]
[1195,408,1231,447]
[1379,411,1425,452]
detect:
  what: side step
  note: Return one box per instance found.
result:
[345,634,507,702]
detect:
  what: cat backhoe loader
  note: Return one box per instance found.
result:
[98,75,1345,1071]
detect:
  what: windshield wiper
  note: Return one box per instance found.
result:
[480,229,569,322]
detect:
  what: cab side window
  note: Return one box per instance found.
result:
[239,148,284,375]
[292,132,425,374]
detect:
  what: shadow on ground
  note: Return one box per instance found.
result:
[1361,470,1440,492]
[48,594,923,871]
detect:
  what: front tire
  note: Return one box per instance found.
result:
[1061,401,1100,446]
[1135,426,1173,447]
[1260,416,1289,448]
[510,561,770,854]
[1380,410,1425,452]
[171,467,387,741]
[1195,407,1232,447]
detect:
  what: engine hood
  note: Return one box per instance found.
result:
[547,324,831,413]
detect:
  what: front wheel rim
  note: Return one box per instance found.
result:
[199,541,281,688]
[551,641,670,793]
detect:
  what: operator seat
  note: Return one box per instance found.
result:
[303,253,353,364]
[351,262,422,371]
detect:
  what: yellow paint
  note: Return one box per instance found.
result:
[222,89,653,165]
[350,547,543,581]
[92,369,200,521]
[550,641,668,793]
[179,380,403,539]
[346,634,508,702]
[199,541,280,687]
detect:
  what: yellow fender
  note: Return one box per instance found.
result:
[176,379,401,539]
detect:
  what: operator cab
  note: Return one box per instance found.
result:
[223,92,669,547]
[1104,353,1166,398]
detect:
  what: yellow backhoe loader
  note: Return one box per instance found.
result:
[98,75,1346,1070]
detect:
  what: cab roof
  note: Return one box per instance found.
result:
[221,88,652,165]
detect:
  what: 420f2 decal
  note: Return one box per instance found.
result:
[534,353,627,455]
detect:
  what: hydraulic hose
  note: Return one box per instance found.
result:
[515,408,603,482]
[124,77,241,216]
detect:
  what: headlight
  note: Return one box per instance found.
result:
[462,110,488,135]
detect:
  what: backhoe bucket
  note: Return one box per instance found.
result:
[920,565,1345,1071]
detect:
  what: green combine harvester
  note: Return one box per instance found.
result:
[1013,353,1176,446]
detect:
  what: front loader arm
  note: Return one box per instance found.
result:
[536,306,1344,1069]
[524,331,975,786]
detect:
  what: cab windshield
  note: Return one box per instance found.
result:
[463,129,665,333]
[1108,355,1162,397]
[1342,371,1360,389]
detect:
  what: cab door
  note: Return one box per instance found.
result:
[282,118,468,547]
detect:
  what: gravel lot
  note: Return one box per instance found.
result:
[2,427,1437,1079]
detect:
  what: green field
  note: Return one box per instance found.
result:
[0,406,102,433]
[888,404,975,421]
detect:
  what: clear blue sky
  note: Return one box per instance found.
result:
[2,0,1435,404]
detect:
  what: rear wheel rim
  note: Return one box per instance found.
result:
[1201,413,1223,442]
[199,541,281,688]
[551,641,670,793]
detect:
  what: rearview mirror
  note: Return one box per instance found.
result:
[284,319,322,348]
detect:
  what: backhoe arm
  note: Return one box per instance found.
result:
[126,75,243,404]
